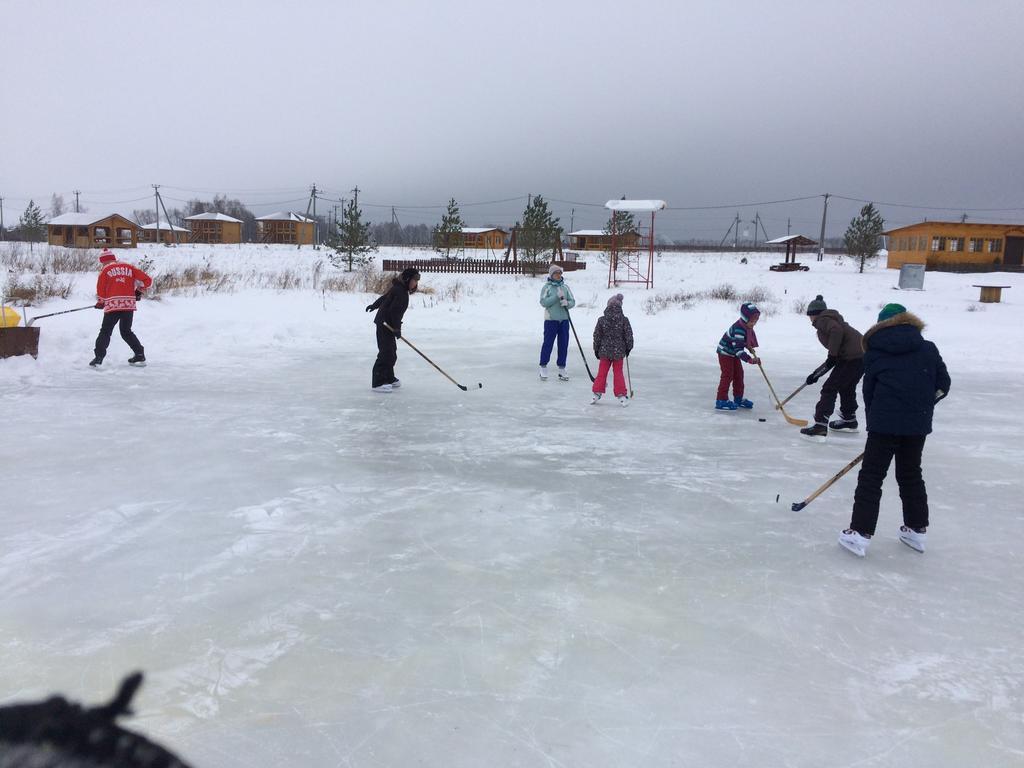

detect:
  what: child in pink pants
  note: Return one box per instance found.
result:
[591,294,634,406]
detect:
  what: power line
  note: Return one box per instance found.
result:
[831,194,1024,212]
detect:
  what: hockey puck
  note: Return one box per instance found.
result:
[758,418,767,422]
[775,494,780,503]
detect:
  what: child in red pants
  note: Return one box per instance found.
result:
[591,293,634,406]
[715,302,761,410]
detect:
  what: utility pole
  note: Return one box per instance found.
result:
[351,185,360,209]
[153,184,161,244]
[752,213,759,249]
[817,193,830,261]
[570,208,575,233]
[0,195,5,241]
[960,212,968,223]
[734,212,740,249]
[73,190,81,213]
[787,217,791,236]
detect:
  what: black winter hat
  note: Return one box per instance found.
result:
[807,295,827,316]
[400,267,421,285]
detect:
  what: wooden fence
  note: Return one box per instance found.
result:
[381,258,586,275]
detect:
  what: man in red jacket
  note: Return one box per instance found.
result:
[90,249,153,367]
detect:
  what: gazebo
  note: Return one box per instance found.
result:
[766,234,815,272]
[606,199,666,289]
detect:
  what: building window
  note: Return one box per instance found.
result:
[77,227,87,236]
[948,237,963,252]
[52,226,63,236]
[931,237,945,251]
[988,239,1003,253]
[969,237,984,252]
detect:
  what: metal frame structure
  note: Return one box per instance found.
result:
[606,199,666,289]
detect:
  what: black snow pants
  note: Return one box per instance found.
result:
[814,358,864,424]
[372,324,398,388]
[850,432,928,536]
[94,311,144,361]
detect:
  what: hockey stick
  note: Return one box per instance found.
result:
[27,305,95,326]
[791,451,864,511]
[565,309,596,382]
[757,360,808,426]
[383,323,482,391]
[626,355,634,398]
[777,382,809,410]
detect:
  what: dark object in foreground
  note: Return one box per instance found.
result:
[0,326,41,359]
[383,323,482,391]
[0,671,192,767]
[791,452,865,511]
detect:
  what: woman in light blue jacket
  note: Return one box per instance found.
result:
[538,264,576,380]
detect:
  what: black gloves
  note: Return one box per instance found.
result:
[393,327,401,339]
[805,372,818,386]
[94,301,104,309]
[807,357,838,385]
[365,304,375,312]
[135,289,143,300]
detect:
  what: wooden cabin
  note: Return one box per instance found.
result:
[256,212,315,245]
[885,221,1024,269]
[47,213,139,248]
[457,227,507,250]
[140,220,189,245]
[568,229,641,251]
[184,212,244,244]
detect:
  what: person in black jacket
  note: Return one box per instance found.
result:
[838,303,951,558]
[366,268,419,392]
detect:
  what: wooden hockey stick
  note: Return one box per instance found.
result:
[757,360,809,427]
[791,451,864,511]
[777,381,809,410]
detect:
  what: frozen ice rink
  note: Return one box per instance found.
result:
[3,249,1023,766]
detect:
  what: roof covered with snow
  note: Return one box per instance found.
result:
[766,234,817,245]
[184,212,244,223]
[460,227,507,234]
[48,212,128,226]
[256,211,314,222]
[605,199,667,213]
[141,220,189,231]
[568,230,610,237]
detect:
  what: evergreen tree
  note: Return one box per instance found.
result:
[603,196,636,236]
[844,203,885,274]
[518,194,561,272]
[19,199,46,251]
[329,197,377,272]
[433,198,464,257]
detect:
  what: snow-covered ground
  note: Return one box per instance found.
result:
[2,244,1023,767]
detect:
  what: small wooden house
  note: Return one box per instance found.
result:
[568,229,641,251]
[256,212,315,245]
[140,220,190,245]
[47,213,139,249]
[185,212,244,244]
[885,221,1024,269]
[458,227,507,250]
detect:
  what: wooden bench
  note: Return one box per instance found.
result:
[972,284,1011,303]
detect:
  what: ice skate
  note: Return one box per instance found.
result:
[618,395,629,407]
[557,368,570,382]
[838,529,870,557]
[829,416,859,433]
[539,366,548,381]
[715,399,738,411]
[372,383,393,393]
[800,422,828,441]
[899,525,927,553]
[128,354,146,367]
[734,397,754,409]
[89,357,103,367]
[390,379,401,389]
[590,392,602,405]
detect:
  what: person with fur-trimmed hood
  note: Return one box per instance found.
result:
[715,302,761,410]
[838,303,950,558]
[89,248,152,368]
[590,293,634,406]
[799,295,865,438]
[366,267,419,393]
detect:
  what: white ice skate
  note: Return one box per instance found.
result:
[390,379,401,389]
[557,368,570,382]
[618,395,629,407]
[838,529,870,557]
[591,392,602,404]
[539,366,548,381]
[372,384,393,393]
[899,526,926,553]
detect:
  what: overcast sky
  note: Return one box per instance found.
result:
[2,0,1023,239]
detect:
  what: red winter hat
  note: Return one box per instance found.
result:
[98,248,116,263]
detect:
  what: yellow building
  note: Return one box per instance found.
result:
[885,221,1024,269]
[140,220,189,245]
[568,229,641,251]
[47,213,139,248]
[458,227,507,250]
[256,212,315,245]
[185,212,244,244]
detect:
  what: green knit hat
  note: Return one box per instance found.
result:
[806,295,827,316]
[877,303,906,322]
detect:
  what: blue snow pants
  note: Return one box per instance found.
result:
[540,319,570,368]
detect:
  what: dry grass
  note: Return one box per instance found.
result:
[3,274,77,304]
[643,283,778,315]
